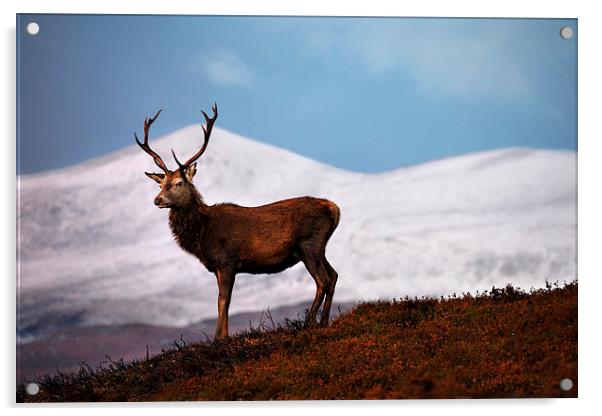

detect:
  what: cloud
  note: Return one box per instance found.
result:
[201,50,254,87]
[303,20,535,101]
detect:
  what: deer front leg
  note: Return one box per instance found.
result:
[214,268,235,340]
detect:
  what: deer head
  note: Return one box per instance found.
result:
[135,104,218,209]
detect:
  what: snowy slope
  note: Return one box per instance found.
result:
[17,126,577,342]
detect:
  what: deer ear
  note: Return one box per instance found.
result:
[185,162,197,181]
[145,172,165,184]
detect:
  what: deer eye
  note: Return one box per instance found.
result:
[175,181,183,187]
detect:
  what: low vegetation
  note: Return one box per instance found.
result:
[18,281,577,402]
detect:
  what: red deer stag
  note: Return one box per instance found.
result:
[136,104,340,339]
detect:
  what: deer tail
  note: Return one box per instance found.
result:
[326,200,341,232]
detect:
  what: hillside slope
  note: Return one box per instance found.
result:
[16,300,353,383]
[17,124,577,343]
[19,282,577,402]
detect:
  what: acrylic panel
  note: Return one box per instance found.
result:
[16,14,577,402]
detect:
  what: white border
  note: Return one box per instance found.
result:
[3,1,600,415]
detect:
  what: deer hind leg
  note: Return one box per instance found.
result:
[214,268,235,340]
[302,256,329,327]
[319,258,338,326]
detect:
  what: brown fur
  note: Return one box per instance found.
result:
[137,106,340,339]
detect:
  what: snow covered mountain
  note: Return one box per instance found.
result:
[17,126,577,343]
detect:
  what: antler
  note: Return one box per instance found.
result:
[172,103,218,171]
[135,109,169,173]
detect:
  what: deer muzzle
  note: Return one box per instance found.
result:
[154,195,169,208]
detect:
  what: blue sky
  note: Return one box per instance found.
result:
[17,15,577,174]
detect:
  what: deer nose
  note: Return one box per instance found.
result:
[154,196,164,206]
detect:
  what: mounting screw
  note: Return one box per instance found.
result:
[559,378,573,391]
[560,26,573,39]
[26,22,40,36]
[25,382,40,395]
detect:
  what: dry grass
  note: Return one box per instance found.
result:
[18,281,577,402]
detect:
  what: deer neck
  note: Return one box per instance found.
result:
[167,188,209,255]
